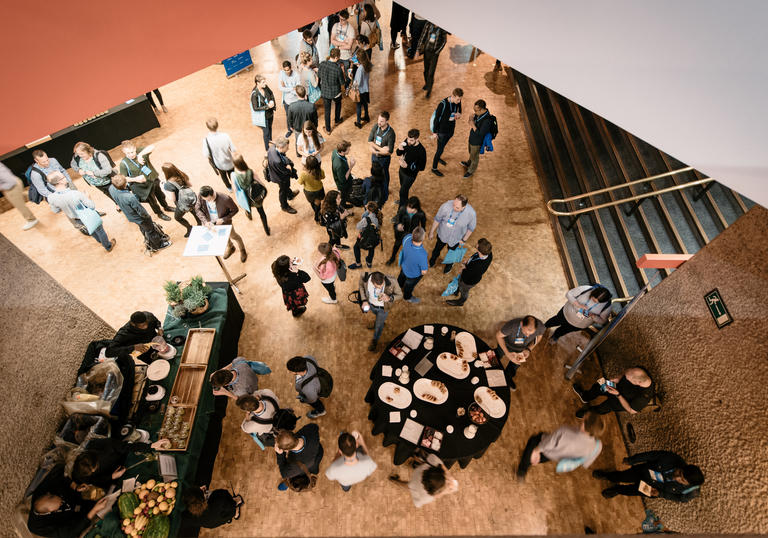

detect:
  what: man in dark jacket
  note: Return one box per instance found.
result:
[446,238,493,306]
[119,140,172,221]
[109,174,170,253]
[275,424,324,490]
[267,138,299,214]
[358,271,403,351]
[194,185,247,261]
[106,311,162,357]
[318,48,346,133]
[415,22,448,98]
[394,129,427,208]
[461,99,494,178]
[287,86,318,141]
[430,88,463,176]
[573,367,654,418]
[594,450,704,502]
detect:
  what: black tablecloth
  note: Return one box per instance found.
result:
[365,324,511,469]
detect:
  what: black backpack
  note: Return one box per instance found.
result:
[249,395,298,431]
[488,114,499,140]
[300,357,333,398]
[24,165,54,204]
[358,216,381,250]
[348,178,365,207]
[74,150,116,177]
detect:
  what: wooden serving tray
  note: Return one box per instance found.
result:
[180,328,216,365]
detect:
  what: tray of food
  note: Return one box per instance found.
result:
[413,378,448,404]
[378,382,413,409]
[454,331,478,360]
[436,352,470,379]
[473,387,506,418]
[179,328,216,365]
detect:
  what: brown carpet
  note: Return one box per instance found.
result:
[0,233,114,530]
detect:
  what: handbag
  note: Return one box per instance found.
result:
[441,275,460,297]
[336,258,347,282]
[348,84,361,102]
[250,180,267,203]
[250,90,267,127]
[75,203,103,235]
[281,460,317,493]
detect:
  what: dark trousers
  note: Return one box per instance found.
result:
[261,117,273,151]
[423,51,440,91]
[142,181,171,216]
[321,281,337,301]
[516,432,551,478]
[145,89,164,109]
[407,18,427,57]
[356,95,370,123]
[397,270,422,300]
[388,230,406,263]
[309,399,325,414]
[581,382,623,414]
[278,178,293,209]
[215,168,233,190]
[323,96,342,131]
[545,307,583,341]
[174,207,201,235]
[243,204,270,234]
[432,132,453,169]
[398,169,418,208]
[353,239,376,265]
[372,154,391,204]
[452,279,476,305]
[339,181,352,208]
[94,183,117,206]
[283,101,292,132]
[303,189,325,222]
[429,236,458,270]
[601,466,648,497]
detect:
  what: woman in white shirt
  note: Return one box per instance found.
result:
[296,121,325,165]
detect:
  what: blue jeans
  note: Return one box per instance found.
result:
[397,271,422,300]
[371,154,391,204]
[91,225,111,250]
[370,305,388,342]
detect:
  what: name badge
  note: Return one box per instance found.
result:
[449,113,456,121]
[375,135,383,146]
[446,218,456,228]
[140,165,152,176]
[513,337,525,346]
[429,32,437,43]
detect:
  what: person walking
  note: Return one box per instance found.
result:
[398,226,429,303]
[446,238,493,306]
[414,21,448,98]
[428,194,477,273]
[272,255,311,317]
[299,155,326,224]
[395,129,427,207]
[368,111,395,204]
[313,242,343,304]
[353,47,372,129]
[318,48,346,134]
[325,431,378,491]
[47,172,115,251]
[358,271,402,351]
[406,13,427,59]
[71,142,119,210]
[461,99,496,178]
[331,140,356,208]
[430,88,463,177]
[251,75,277,151]
[194,186,247,262]
[296,121,325,165]
[545,284,613,343]
[388,452,458,508]
[321,190,351,249]
[267,137,300,214]
[287,85,319,145]
[0,162,38,230]
[389,2,410,50]
[109,174,170,253]
[286,355,329,418]
[119,140,173,221]
[275,425,324,490]
[160,163,201,237]
[279,60,302,139]
[386,196,426,265]
[349,201,382,269]
[232,154,270,236]
[144,89,168,113]
[202,118,237,190]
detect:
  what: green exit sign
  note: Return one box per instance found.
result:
[704,288,732,329]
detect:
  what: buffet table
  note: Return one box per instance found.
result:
[365,324,511,469]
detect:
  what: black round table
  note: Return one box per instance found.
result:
[365,324,511,468]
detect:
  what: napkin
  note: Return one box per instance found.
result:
[414,357,433,376]
[382,365,393,377]
[400,418,424,444]
[486,369,507,387]
[401,329,424,349]
[389,411,401,423]
[424,325,434,335]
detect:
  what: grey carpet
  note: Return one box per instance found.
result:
[0,233,114,528]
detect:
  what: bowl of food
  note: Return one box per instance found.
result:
[468,402,488,424]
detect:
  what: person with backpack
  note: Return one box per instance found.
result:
[461,99,497,178]
[386,196,426,265]
[358,271,403,351]
[0,162,38,230]
[394,129,427,208]
[430,88,463,177]
[313,242,343,304]
[362,161,386,207]
[29,149,76,203]
[397,226,429,303]
[275,425,324,491]
[321,190,351,249]
[209,357,269,399]
[414,21,448,98]
[109,174,171,254]
[367,111,396,204]
[202,117,237,191]
[231,153,270,236]
[349,201,381,269]
[286,355,332,419]
[251,75,277,151]
[544,284,613,343]
[160,163,201,238]
[119,140,173,221]
[237,389,287,447]
[71,142,119,210]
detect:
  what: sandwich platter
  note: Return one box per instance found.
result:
[377,382,412,409]
[436,352,470,379]
[413,378,449,404]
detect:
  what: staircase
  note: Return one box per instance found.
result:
[511,69,755,299]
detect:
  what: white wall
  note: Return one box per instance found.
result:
[402,0,768,208]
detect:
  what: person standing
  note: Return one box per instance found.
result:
[298,30,320,68]
[251,75,277,151]
[545,284,613,343]
[47,172,115,251]
[398,226,429,303]
[395,129,427,207]
[31,150,76,193]
[202,118,237,190]
[428,194,477,273]
[109,174,170,253]
[321,190,351,249]
[144,89,168,113]
[161,163,201,238]
[389,2,410,50]
[430,88,463,177]
[71,142,118,210]
[287,85,319,144]
[325,431,378,491]
[296,121,325,165]
[275,425,324,490]
[272,255,311,317]
[194,186,247,262]
[209,357,263,399]
[358,271,403,351]
[353,47,372,129]
[446,238,493,306]
[267,137,300,214]
[318,48,346,134]
[406,13,426,58]
[286,355,328,418]
[0,162,38,230]
[363,162,386,207]
[313,242,342,304]
[386,196,426,265]
[238,389,281,447]
[415,21,448,98]
[279,60,302,138]
[297,52,321,105]
[232,154,270,236]
[461,99,495,178]
[330,10,357,78]
[494,315,545,391]
[119,140,172,221]
[367,111,396,204]
[348,201,381,270]
[299,155,326,224]
[331,140,356,208]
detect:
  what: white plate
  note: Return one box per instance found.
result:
[377,382,412,409]
[147,359,171,381]
[454,332,478,360]
[436,352,470,379]
[413,378,449,404]
[473,387,506,418]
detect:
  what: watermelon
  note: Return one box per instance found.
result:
[144,514,170,538]
[117,492,139,520]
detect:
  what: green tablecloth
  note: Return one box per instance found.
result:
[89,288,229,538]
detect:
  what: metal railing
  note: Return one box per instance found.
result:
[546,167,713,230]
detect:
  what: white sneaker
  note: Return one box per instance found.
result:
[22,219,38,230]
[322,297,338,304]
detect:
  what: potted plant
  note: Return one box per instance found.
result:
[164,276,212,318]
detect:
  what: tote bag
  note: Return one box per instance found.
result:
[250,90,267,127]
[75,202,103,234]
[442,246,467,265]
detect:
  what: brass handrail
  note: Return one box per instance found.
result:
[546,167,712,217]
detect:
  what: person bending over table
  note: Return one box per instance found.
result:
[275,426,324,491]
[210,357,263,399]
[358,271,403,352]
[106,310,162,358]
[389,452,458,508]
[573,366,654,418]
[494,315,545,391]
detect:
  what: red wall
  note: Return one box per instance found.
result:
[0,0,348,155]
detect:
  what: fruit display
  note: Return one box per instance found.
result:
[119,480,178,537]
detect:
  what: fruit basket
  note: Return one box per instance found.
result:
[118,479,178,537]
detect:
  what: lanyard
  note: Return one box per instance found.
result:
[476,111,488,122]
[377,126,390,138]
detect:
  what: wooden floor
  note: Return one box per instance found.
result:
[0,4,644,536]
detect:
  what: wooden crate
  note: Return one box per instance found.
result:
[180,328,216,365]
